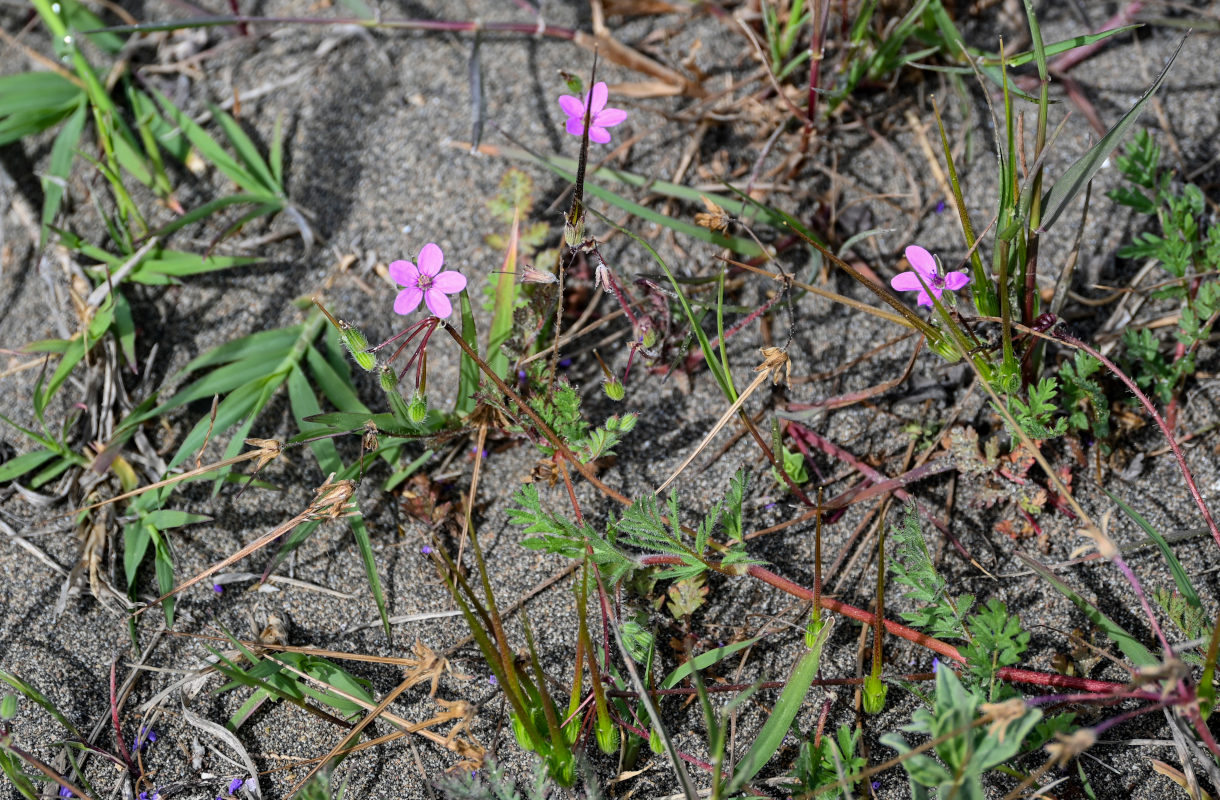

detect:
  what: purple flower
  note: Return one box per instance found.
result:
[488,675,497,686]
[59,787,72,798]
[558,81,627,144]
[935,199,946,213]
[213,583,224,593]
[420,545,433,555]
[890,245,969,307]
[932,657,940,674]
[389,243,467,319]
[228,778,244,794]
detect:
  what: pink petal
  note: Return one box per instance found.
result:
[594,108,627,127]
[416,243,443,277]
[394,286,423,315]
[588,126,611,144]
[915,290,933,307]
[432,270,467,294]
[589,82,608,115]
[890,271,924,292]
[565,117,586,138]
[424,288,453,318]
[904,245,938,281]
[943,271,970,291]
[388,259,418,288]
[558,94,585,119]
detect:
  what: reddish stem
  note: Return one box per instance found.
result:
[1053,328,1220,552]
[638,555,1127,694]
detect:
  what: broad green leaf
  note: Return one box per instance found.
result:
[142,510,212,529]
[660,637,761,689]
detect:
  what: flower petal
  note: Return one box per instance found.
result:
[890,271,924,292]
[416,243,443,276]
[594,107,627,127]
[943,270,970,291]
[432,270,467,294]
[915,290,934,307]
[588,126,611,144]
[394,286,423,315]
[558,94,585,119]
[565,117,586,138]
[589,81,608,115]
[424,288,453,318]
[388,259,418,288]
[904,245,938,281]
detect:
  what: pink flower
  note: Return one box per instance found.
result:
[890,245,969,307]
[558,81,627,144]
[389,243,467,319]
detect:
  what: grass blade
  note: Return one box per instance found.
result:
[1039,33,1187,232]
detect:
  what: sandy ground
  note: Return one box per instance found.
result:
[2,1,1219,798]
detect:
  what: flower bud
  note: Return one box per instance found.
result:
[603,378,624,402]
[378,365,398,392]
[511,714,535,753]
[863,674,888,714]
[339,322,376,371]
[408,393,428,424]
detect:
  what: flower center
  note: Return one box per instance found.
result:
[930,273,945,289]
[417,274,434,290]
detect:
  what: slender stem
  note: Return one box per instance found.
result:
[1052,327,1220,552]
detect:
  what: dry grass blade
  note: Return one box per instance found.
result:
[135,473,353,616]
[181,705,262,798]
[655,348,788,495]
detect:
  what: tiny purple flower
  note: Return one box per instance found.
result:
[243,778,257,793]
[932,657,940,674]
[389,243,467,319]
[420,545,433,555]
[213,583,224,593]
[488,675,497,686]
[935,199,946,213]
[229,778,244,794]
[59,787,72,798]
[558,81,627,144]
[890,245,969,307]
[872,780,882,790]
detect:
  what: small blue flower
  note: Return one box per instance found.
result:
[488,675,497,686]
[229,777,244,793]
[59,787,72,798]
[935,199,946,214]
[213,583,224,593]
[420,545,433,555]
[932,657,940,674]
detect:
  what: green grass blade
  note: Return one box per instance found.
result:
[208,103,281,194]
[40,101,87,246]
[1016,552,1157,667]
[1039,34,1186,232]
[151,89,264,194]
[0,671,84,739]
[1103,488,1202,611]
[511,149,763,257]
[455,290,479,416]
[0,449,59,482]
[659,638,761,689]
[726,618,835,793]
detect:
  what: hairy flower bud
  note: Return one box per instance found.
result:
[339,322,376,371]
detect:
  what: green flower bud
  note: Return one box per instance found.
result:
[804,616,823,649]
[340,322,376,371]
[408,393,428,424]
[862,674,888,714]
[927,334,963,363]
[641,328,659,350]
[603,378,625,401]
[378,365,398,393]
